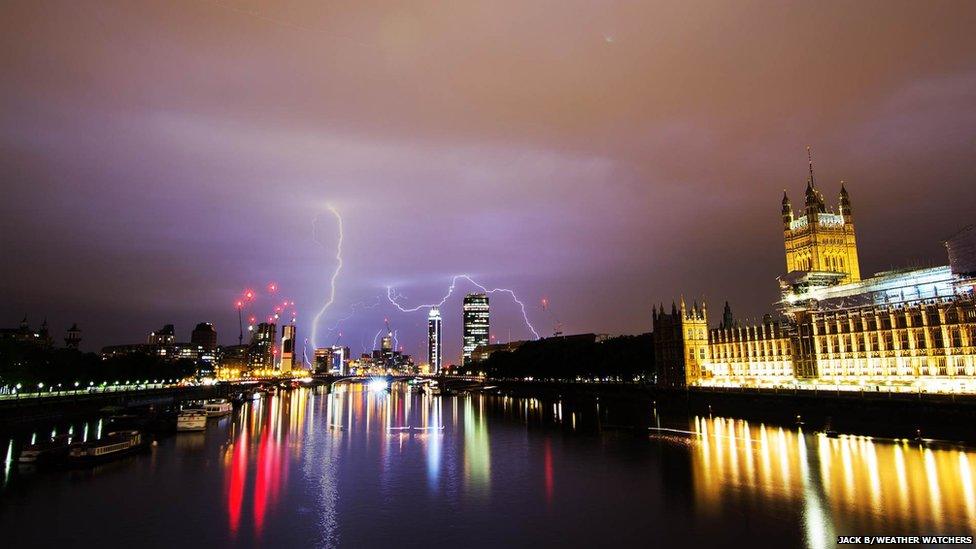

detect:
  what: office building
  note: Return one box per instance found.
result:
[280,323,296,373]
[428,307,442,373]
[463,293,489,366]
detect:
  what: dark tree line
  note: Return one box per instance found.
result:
[478,334,654,382]
[0,340,197,389]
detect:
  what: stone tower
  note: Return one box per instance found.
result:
[652,298,709,387]
[782,148,861,283]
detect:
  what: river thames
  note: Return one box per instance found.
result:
[2,382,974,548]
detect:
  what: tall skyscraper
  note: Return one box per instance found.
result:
[462,293,489,366]
[280,323,296,373]
[428,307,442,373]
[248,322,276,371]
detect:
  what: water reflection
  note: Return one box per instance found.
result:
[2,385,975,547]
[687,415,976,543]
[463,397,491,495]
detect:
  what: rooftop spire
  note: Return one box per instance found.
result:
[806,146,816,187]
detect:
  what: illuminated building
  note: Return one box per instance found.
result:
[314,347,333,372]
[330,345,348,375]
[147,324,176,345]
[463,293,489,366]
[652,300,709,387]
[247,322,276,371]
[101,322,217,372]
[428,307,442,373]
[217,345,248,379]
[656,168,976,393]
[781,149,860,283]
[706,307,793,384]
[381,332,393,352]
[279,323,295,373]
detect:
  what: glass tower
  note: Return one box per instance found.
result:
[462,293,489,366]
[428,307,442,373]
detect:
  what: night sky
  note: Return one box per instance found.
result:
[2,1,975,363]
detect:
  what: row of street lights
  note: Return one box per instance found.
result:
[0,379,187,399]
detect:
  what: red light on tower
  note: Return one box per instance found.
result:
[268,282,277,293]
[244,290,255,300]
[235,301,243,309]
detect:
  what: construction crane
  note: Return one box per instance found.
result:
[541,298,563,337]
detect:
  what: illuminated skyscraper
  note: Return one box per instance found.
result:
[280,323,296,373]
[462,293,489,366]
[428,307,442,373]
[248,322,276,371]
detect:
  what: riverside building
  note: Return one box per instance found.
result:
[654,161,976,393]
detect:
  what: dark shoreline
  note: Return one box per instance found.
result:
[4,378,976,443]
[475,380,976,443]
[0,384,238,431]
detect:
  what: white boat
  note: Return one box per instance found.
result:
[204,399,233,418]
[177,409,207,431]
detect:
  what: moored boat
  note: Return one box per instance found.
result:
[204,399,233,418]
[177,408,207,431]
[67,431,149,465]
[18,434,72,465]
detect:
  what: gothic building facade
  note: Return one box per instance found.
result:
[654,156,976,392]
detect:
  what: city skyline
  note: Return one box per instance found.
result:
[3,4,976,546]
[2,2,976,361]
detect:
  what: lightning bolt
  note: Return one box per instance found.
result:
[326,297,381,332]
[371,328,382,351]
[310,205,343,351]
[386,274,540,339]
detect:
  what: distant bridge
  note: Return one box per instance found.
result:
[309,374,483,387]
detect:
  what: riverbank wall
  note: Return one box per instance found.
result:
[482,380,976,442]
[0,384,238,429]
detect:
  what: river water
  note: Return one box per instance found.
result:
[2,382,974,547]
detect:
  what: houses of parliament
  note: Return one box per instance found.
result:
[653,154,976,393]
